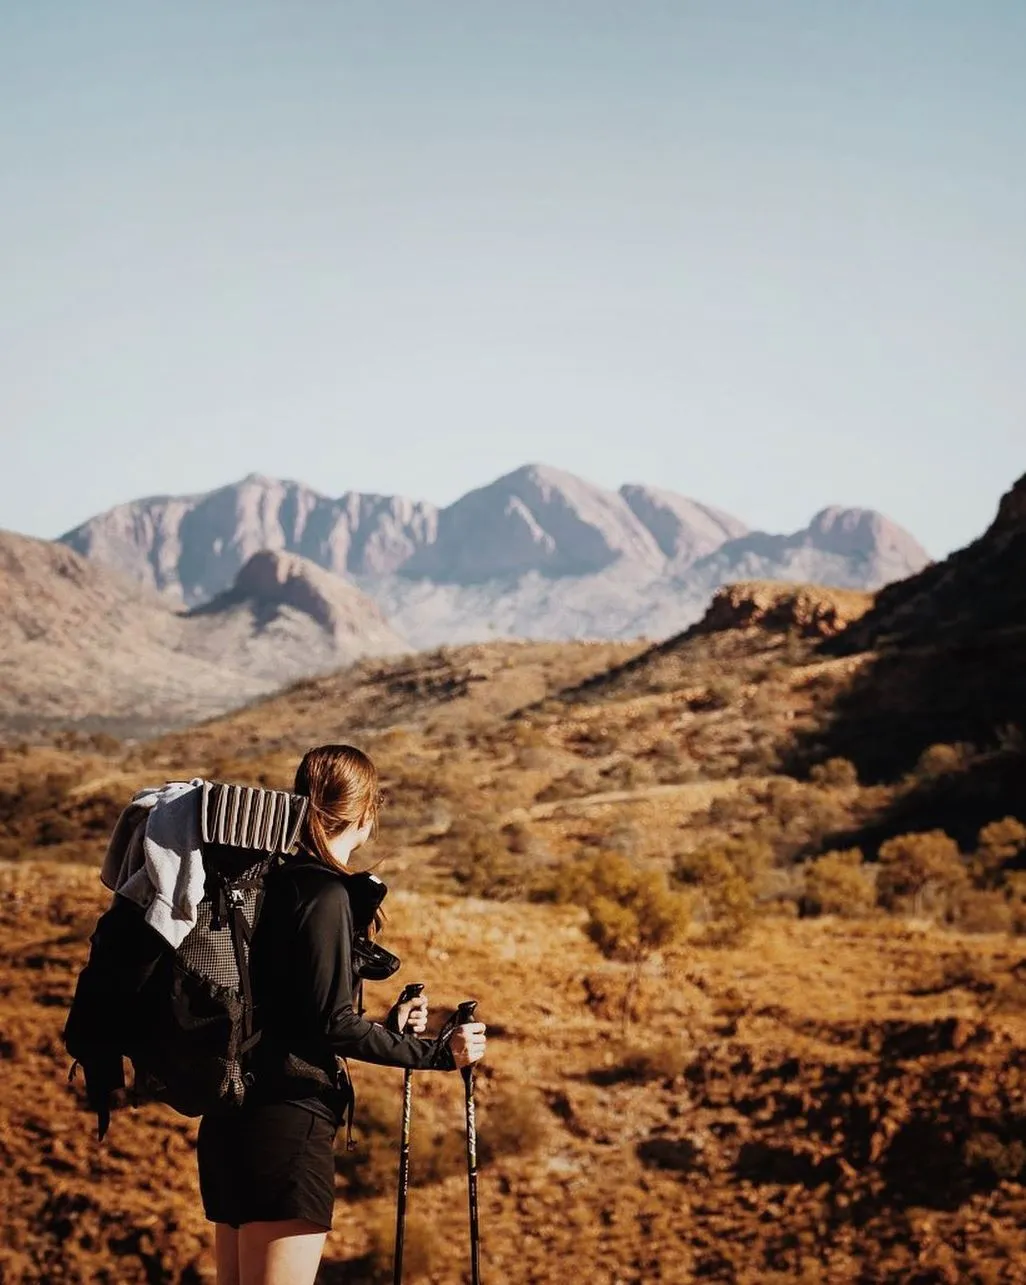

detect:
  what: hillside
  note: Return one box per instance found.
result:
[59,464,928,646]
[5,862,1026,1284]
[0,530,269,735]
[183,550,407,684]
[796,473,1026,782]
[0,536,408,737]
[3,476,1023,1283]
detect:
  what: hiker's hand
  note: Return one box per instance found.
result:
[397,993,429,1035]
[451,1022,487,1067]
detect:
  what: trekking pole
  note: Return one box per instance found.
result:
[393,981,425,1285]
[455,999,482,1285]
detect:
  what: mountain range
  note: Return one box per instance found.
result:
[61,464,929,645]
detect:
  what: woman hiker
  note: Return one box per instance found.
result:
[197,743,487,1285]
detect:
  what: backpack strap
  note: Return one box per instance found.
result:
[225,888,258,1054]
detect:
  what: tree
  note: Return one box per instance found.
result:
[877,830,969,917]
[581,853,690,1032]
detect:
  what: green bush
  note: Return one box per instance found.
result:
[448,816,528,900]
[479,1086,547,1164]
[692,677,741,711]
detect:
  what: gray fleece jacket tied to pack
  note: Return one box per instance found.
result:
[100,780,206,948]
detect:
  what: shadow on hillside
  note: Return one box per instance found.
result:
[785,627,1026,846]
[793,630,1026,783]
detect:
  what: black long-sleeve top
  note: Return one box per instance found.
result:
[248,855,451,1123]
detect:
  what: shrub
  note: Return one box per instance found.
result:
[534,763,602,803]
[586,877,690,965]
[601,757,655,790]
[974,817,1026,888]
[693,677,741,712]
[629,1035,688,1082]
[913,742,975,783]
[359,1207,440,1283]
[675,836,772,886]
[809,757,860,789]
[580,853,690,1028]
[954,890,1015,935]
[706,790,757,827]
[964,1132,1026,1182]
[672,842,762,944]
[876,830,969,917]
[448,817,526,900]
[479,1086,547,1163]
[757,779,807,827]
[803,848,875,917]
[604,1036,689,1084]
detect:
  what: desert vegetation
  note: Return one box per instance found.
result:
[2,561,1026,1282]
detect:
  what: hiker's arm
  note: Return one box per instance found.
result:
[294,883,454,1071]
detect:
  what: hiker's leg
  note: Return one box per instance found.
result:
[213,1224,240,1285]
[238,1219,328,1285]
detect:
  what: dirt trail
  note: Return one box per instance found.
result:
[514,778,746,823]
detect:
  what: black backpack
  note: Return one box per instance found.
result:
[64,781,310,1137]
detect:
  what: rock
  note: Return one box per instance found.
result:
[692,581,876,639]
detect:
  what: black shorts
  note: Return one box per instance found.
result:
[197,1102,339,1230]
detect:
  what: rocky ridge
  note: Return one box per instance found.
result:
[836,471,1026,650]
[62,473,438,605]
[801,472,1026,786]
[693,581,875,640]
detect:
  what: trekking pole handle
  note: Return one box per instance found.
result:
[456,1000,478,1024]
[398,982,425,1005]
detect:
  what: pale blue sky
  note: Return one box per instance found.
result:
[1,2,1023,557]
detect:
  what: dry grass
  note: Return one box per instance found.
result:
[2,580,1025,1281]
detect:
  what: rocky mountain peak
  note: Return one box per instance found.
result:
[619,484,749,566]
[196,550,400,642]
[805,507,930,564]
[62,476,438,604]
[401,464,665,584]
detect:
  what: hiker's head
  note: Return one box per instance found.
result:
[294,744,382,873]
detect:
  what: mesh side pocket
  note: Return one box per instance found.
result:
[177,884,262,989]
